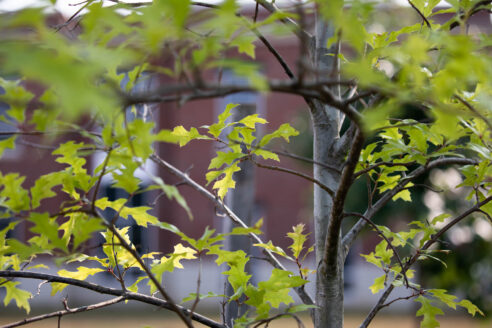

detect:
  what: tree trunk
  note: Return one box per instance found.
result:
[310,14,345,328]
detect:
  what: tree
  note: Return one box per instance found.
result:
[0,1,491,328]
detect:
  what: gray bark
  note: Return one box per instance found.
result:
[223,104,257,327]
[310,13,346,328]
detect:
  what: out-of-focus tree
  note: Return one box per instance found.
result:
[0,1,491,328]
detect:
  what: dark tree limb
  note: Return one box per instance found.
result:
[1,297,125,328]
[0,271,225,328]
[323,128,365,270]
[407,0,432,28]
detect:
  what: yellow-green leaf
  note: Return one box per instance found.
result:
[369,274,386,294]
[51,267,104,295]
[3,281,31,313]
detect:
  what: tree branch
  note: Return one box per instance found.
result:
[273,148,342,174]
[343,212,409,288]
[254,0,311,40]
[100,220,195,328]
[342,157,477,256]
[359,195,492,328]
[0,271,225,328]
[1,297,125,328]
[353,161,415,180]
[125,79,340,104]
[322,128,365,270]
[454,94,492,132]
[254,161,335,198]
[150,154,315,306]
[407,0,432,28]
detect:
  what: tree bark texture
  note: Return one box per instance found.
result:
[311,14,346,328]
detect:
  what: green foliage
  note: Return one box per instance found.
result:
[0,1,490,327]
[415,296,444,328]
[2,281,31,313]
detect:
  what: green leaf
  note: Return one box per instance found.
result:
[211,162,241,199]
[415,296,444,328]
[252,149,279,161]
[95,197,158,227]
[28,212,67,251]
[287,304,318,313]
[287,224,308,259]
[209,151,245,170]
[171,126,210,146]
[0,78,34,123]
[2,281,31,313]
[428,289,457,309]
[231,34,256,59]
[182,291,224,303]
[208,103,238,138]
[150,243,196,292]
[369,274,386,294]
[430,213,451,225]
[52,141,88,173]
[127,276,147,293]
[360,252,382,268]
[149,175,193,220]
[0,172,30,211]
[392,189,412,202]
[0,136,16,158]
[259,123,299,147]
[254,241,293,260]
[238,114,267,129]
[30,172,64,209]
[457,299,484,316]
[208,247,250,292]
[51,267,104,295]
[258,269,307,308]
[375,240,394,265]
[59,213,104,250]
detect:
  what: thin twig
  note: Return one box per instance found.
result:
[215,137,341,173]
[190,254,202,316]
[354,161,415,179]
[0,297,124,328]
[359,196,492,328]
[150,154,314,306]
[189,0,297,81]
[250,312,305,328]
[0,271,225,328]
[454,94,492,132]
[276,147,341,173]
[253,2,259,22]
[55,0,93,32]
[342,157,478,256]
[380,292,421,310]
[91,148,112,214]
[407,0,431,28]
[343,212,409,288]
[100,220,195,328]
[254,161,334,198]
